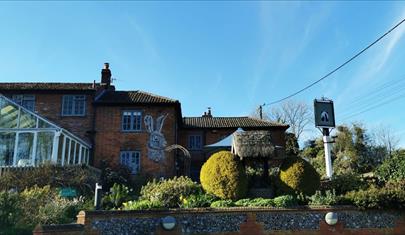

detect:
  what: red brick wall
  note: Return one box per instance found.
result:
[93,105,178,177]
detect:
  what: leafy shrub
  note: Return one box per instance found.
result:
[273,195,297,208]
[18,185,86,226]
[36,196,85,225]
[237,198,274,207]
[200,151,248,200]
[344,186,380,209]
[234,198,251,207]
[0,190,21,227]
[140,176,200,208]
[122,200,163,210]
[180,193,217,208]
[344,182,405,209]
[210,200,234,208]
[375,150,405,182]
[308,190,338,206]
[324,173,366,195]
[249,198,274,207]
[102,183,133,209]
[0,165,99,195]
[277,157,320,196]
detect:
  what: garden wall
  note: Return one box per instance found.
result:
[33,207,405,235]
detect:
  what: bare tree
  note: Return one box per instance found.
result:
[269,100,312,140]
[373,125,400,156]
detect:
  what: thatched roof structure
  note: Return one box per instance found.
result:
[231,131,276,159]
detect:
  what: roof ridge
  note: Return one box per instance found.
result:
[125,90,178,102]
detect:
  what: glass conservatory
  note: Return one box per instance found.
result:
[0,94,90,167]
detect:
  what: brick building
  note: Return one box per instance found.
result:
[0,65,288,179]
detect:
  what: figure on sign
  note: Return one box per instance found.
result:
[321,111,329,122]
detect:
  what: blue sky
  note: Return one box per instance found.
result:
[1,1,405,145]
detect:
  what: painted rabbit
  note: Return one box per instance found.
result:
[144,114,168,162]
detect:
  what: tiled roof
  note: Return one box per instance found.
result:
[182,117,289,129]
[95,90,178,104]
[0,83,99,91]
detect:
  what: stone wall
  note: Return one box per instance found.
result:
[33,207,404,235]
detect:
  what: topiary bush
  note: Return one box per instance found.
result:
[200,151,248,200]
[139,176,200,208]
[277,157,320,196]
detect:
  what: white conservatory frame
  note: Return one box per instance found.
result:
[0,94,91,167]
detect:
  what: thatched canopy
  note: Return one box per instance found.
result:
[231,131,275,159]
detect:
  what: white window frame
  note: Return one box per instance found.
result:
[61,95,86,116]
[12,95,35,111]
[188,135,202,150]
[120,151,141,174]
[121,110,142,131]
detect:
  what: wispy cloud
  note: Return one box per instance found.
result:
[336,7,405,106]
[249,2,332,102]
[126,15,160,62]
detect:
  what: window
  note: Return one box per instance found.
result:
[120,151,140,174]
[122,111,142,131]
[188,135,202,150]
[62,95,86,116]
[12,95,35,111]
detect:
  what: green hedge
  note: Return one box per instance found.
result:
[200,151,248,200]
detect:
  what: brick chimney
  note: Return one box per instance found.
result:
[202,107,212,118]
[101,63,111,88]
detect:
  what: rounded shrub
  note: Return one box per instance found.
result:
[200,151,248,200]
[277,157,320,196]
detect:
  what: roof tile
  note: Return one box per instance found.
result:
[0,83,99,91]
[95,90,178,104]
[182,117,288,129]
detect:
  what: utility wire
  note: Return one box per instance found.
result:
[267,17,405,105]
[341,92,405,121]
[339,77,405,116]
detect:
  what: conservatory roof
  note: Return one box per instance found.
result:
[0,93,90,147]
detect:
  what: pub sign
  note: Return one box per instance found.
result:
[314,98,335,128]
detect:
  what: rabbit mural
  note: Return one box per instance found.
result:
[144,114,168,162]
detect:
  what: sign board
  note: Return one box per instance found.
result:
[314,98,335,128]
[59,187,77,198]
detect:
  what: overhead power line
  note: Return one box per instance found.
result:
[267,17,405,105]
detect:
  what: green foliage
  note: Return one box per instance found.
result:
[18,185,85,227]
[0,185,88,231]
[0,165,99,195]
[200,151,248,200]
[344,182,405,209]
[122,200,163,210]
[375,150,405,182]
[0,190,21,228]
[210,200,234,208]
[180,193,217,208]
[273,195,297,208]
[140,176,200,208]
[277,157,320,196]
[235,198,274,207]
[102,183,133,209]
[308,190,338,206]
[325,173,367,195]
[285,133,300,156]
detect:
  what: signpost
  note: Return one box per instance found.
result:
[314,98,335,179]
